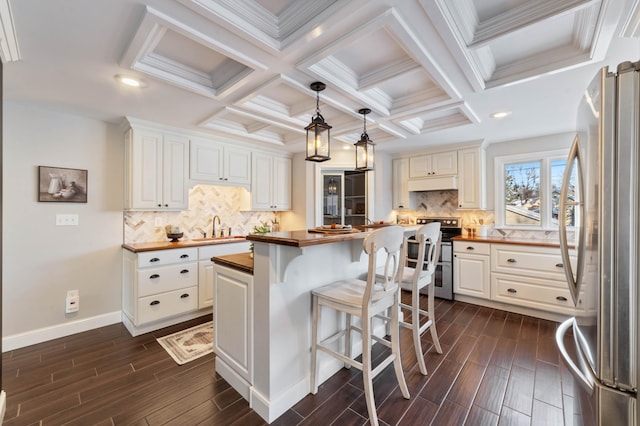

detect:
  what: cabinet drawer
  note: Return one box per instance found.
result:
[138,248,197,267]
[137,286,198,325]
[453,241,490,255]
[491,273,583,314]
[137,263,197,297]
[491,244,574,280]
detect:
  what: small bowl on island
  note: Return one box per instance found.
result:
[166,232,183,242]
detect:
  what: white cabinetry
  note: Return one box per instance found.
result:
[190,138,251,187]
[490,244,579,314]
[457,146,486,209]
[213,264,254,396]
[392,158,413,210]
[453,241,490,299]
[198,241,251,309]
[122,247,199,336]
[124,127,189,210]
[250,153,291,211]
[409,151,457,178]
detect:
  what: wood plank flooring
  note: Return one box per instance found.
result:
[2,295,577,425]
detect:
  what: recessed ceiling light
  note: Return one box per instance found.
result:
[490,111,511,119]
[115,74,146,88]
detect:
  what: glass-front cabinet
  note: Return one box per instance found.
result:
[322,170,367,226]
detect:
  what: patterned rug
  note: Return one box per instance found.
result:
[156,321,213,365]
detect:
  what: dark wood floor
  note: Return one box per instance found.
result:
[2,294,576,425]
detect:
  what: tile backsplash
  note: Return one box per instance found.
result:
[400,190,568,240]
[123,185,278,243]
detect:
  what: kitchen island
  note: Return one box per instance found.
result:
[213,228,414,423]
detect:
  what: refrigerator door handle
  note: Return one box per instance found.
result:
[556,317,595,393]
[559,134,585,305]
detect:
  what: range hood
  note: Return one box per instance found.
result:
[407,176,457,192]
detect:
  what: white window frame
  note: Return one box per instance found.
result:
[494,149,569,230]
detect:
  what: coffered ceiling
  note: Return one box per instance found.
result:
[3,0,639,154]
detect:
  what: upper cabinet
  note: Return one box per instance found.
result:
[125,127,189,211]
[457,146,486,210]
[250,153,291,211]
[189,139,251,187]
[409,151,457,178]
[392,158,413,210]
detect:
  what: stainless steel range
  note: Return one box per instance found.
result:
[408,217,462,300]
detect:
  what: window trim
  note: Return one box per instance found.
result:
[494,149,569,230]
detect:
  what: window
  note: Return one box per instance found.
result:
[495,150,576,229]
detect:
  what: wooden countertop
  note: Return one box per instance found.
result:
[122,236,247,253]
[452,235,566,248]
[212,252,253,275]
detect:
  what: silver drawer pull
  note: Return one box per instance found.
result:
[180,254,190,259]
[466,246,475,251]
[150,258,160,263]
[507,288,517,293]
[149,274,160,279]
[180,293,190,299]
[556,296,568,301]
[555,263,564,268]
[180,269,189,274]
[150,300,160,306]
[507,258,517,263]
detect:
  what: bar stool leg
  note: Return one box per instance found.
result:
[428,284,442,354]
[361,315,378,426]
[412,285,428,375]
[344,313,352,368]
[393,291,410,399]
[310,295,320,394]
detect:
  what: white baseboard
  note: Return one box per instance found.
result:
[0,390,6,424]
[2,311,122,352]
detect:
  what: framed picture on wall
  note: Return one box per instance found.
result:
[38,166,88,203]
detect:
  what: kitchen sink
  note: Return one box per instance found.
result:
[192,235,246,242]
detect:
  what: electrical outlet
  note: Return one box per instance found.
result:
[155,217,162,227]
[56,214,79,226]
[65,290,79,313]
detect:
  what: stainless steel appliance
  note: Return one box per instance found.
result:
[556,61,638,425]
[408,217,461,300]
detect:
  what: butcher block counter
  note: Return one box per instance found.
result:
[211,252,253,274]
[122,236,247,252]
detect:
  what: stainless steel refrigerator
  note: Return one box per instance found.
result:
[556,61,638,425]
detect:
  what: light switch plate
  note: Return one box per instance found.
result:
[56,214,79,226]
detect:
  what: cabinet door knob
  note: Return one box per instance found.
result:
[507,258,517,263]
[180,254,189,259]
[180,293,189,299]
[507,288,517,293]
[556,296,568,301]
[150,258,160,262]
[555,263,564,268]
[466,246,475,251]
[150,300,160,306]
[149,274,160,279]
[157,204,162,207]
[180,269,189,274]
[164,204,168,207]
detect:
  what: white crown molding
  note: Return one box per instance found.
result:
[619,0,640,37]
[358,58,420,91]
[0,0,20,62]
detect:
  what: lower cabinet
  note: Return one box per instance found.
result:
[453,241,490,299]
[122,247,199,336]
[198,241,251,309]
[213,264,253,391]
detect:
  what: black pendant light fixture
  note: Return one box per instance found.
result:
[355,108,375,171]
[305,82,332,162]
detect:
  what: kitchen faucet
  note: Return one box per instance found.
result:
[364,217,374,224]
[212,215,221,238]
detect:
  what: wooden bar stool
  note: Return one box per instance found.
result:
[310,226,410,426]
[378,223,443,375]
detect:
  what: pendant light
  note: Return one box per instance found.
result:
[327,177,337,194]
[305,82,332,162]
[355,108,375,171]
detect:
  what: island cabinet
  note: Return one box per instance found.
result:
[490,244,579,315]
[124,127,189,211]
[212,264,254,397]
[189,138,251,187]
[250,153,291,211]
[122,247,199,336]
[453,241,491,298]
[198,241,251,309]
[409,150,457,178]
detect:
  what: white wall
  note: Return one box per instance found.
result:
[3,102,123,347]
